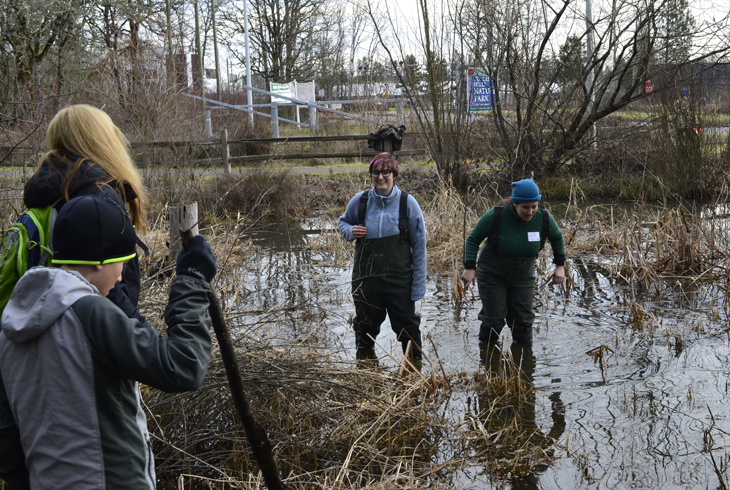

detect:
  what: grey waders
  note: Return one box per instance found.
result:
[476,249,535,344]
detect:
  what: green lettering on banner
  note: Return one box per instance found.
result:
[270,82,293,104]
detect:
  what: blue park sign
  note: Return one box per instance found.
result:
[467,68,494,112]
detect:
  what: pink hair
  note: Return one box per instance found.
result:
[368,152,399,178]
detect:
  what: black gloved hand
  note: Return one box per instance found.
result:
[176,235,217,283]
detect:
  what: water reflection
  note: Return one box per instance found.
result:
[478,343,565,489]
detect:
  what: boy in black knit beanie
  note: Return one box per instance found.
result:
[0,194,217,490]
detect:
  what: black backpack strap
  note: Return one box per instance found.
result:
[136,236,150,257]
[357,191,369,226]
[539,206,549,251]
[486,205,503,250]
[399,191,409,244]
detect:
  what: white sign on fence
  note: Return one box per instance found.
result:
[296,81,315,103]
[270,82,293,104]
[270,80,316,105]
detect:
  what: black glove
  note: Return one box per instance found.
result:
[176,235,217,283]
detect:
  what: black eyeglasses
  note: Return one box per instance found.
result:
[371,170,393,178]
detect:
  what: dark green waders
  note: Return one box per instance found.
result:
[476,248,536,344]
[352,233,422,358]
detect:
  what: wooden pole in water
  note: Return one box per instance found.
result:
[179,228,285,490]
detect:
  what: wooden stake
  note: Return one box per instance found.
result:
[180,228,285,490]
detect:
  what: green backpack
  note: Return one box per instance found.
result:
[0,205,57,315]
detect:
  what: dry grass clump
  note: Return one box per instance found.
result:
[422,184,481,273]
[571,202,730,288]
[146,345,446,489]
[196,172,305,221]
[396,166,442,197]
[300,172,370,212]
[144,170,305,224]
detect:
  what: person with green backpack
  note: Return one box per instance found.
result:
[0,104,150,489]
[9,104,150,325]
[461,178,565,347]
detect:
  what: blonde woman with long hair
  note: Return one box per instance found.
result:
[2,105,152,490]
[23,104,150,326]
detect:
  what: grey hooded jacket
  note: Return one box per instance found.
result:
[0,267,212,490]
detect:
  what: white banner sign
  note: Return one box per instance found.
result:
[270,80,316,105]
[270,82,293,104]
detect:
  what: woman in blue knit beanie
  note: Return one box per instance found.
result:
[460,178,565,347]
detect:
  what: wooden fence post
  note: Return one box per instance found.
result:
[169,202,199,256]
[220,129,230,174]
[397,100,404,126]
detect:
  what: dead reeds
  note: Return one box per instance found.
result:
[146,342,443,489]
[143,330,559,489]
[571,202,730,290]
[422,183,483,273]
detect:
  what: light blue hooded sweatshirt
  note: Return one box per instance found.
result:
[337,185,427,301]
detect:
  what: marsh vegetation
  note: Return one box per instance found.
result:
[132,174,730,488]
[5,167,730,488]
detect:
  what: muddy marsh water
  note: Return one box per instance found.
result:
[223,206,730,490]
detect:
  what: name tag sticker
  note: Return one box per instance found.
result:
[528,232,540,242]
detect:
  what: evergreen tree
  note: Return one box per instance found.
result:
[556,35,584,86]
[659,0,695,65]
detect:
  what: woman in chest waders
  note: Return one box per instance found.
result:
[338,153,427,361]
[461,179,565,347]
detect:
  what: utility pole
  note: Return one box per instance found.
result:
[211,0,221,100]
[194,0,204,101]
[243,0,254,127]
[193,0,206,135]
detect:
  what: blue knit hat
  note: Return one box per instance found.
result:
[511,178,542,203]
